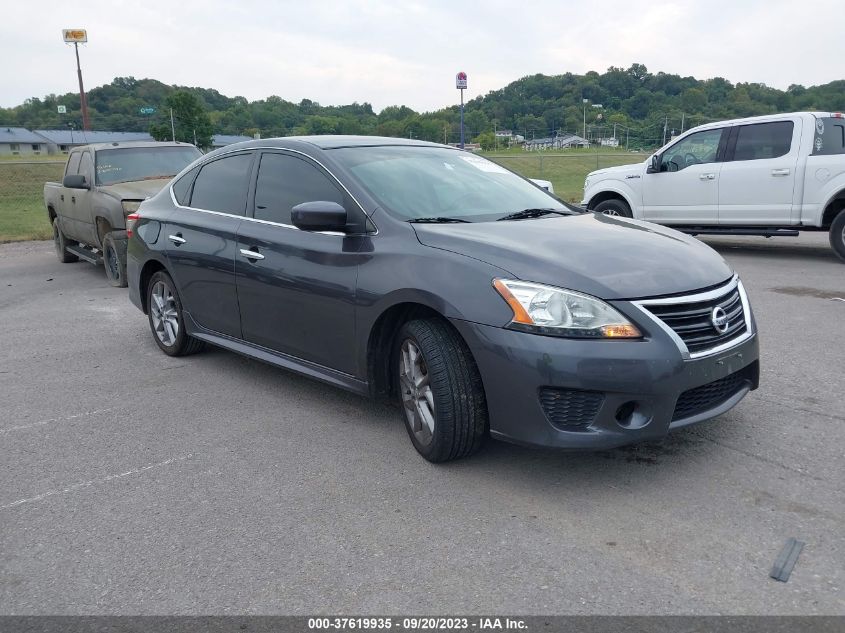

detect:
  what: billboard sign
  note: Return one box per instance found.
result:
[62,29,88,43]
[456,71,467,90]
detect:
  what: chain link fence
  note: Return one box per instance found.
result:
[486,152,648,203]
[0,160,65,242]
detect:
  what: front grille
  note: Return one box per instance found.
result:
[672,367,753,421]
[539,387,604,430]
[643,283,747,355]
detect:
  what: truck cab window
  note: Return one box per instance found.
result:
[65,152,81,177]
[732,121,793,161]
[661,129,723,172]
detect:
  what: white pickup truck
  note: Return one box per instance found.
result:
[581,111,845,261]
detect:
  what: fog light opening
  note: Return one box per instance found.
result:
[615,401,638,427]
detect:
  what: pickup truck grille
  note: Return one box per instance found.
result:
[641,281,748,356]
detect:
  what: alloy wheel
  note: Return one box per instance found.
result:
[150,280,179,347]
[399,339,435,446]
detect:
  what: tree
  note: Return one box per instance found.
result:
[150,91,213,147]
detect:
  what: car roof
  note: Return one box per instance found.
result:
[217,135,450,152]
[75,141,200,152]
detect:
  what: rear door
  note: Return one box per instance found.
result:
[718,119,801,224]
[641,127,726,224]
[235,151,361,375]
[163,151,255,338]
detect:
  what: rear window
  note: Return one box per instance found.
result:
[812,117,845,155]
[732,121,793,161]
[95,146,202,186]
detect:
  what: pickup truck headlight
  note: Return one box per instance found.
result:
[121,200,143,214]
[493,279,641,339]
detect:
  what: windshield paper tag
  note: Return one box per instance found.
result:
[459,155,508,173]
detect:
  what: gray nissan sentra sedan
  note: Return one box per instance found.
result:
[126,136,759,462]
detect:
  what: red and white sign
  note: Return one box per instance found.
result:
[456,71,468,90]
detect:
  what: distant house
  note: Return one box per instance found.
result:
[211,134,254,149]
[523,134,590,151]
[0,127,48,157]
[34,130,154,155]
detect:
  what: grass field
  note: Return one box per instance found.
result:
[0,161,64,242]
[482,148,647,202]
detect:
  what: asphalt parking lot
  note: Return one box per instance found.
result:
[1,233,843,615]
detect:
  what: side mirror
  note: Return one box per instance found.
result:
[63,174,90,189]
[291,201,348,232]
[646,154,660,174]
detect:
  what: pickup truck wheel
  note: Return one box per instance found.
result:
[147,271,205,356]
[593,199,632,218]
[52,219,79,263]
[830,210,845,262]
[103,232,128,288]
[395,318,487,462]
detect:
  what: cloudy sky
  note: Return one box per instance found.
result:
[1,0,841,112]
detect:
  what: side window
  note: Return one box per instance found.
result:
[661,129,723,172]
[812,117,845,155]
[65,152,81,177]
[189,152,253,215]
[253,153,344,225]
[733,121,793,161]
[171,165,199,206]
[79,152,94,185]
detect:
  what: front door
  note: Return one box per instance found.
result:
[235,151,362,375]
[641,127,726,225]
[164,151,255,339]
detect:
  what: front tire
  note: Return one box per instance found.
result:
[146,271,205,356]
[52,218,78,263]
[103,232,128,288]
[395,318,487,462]
[593,198,633,218]
[830,210,845,262]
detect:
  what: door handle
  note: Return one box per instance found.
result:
[168,234,186,245]
[699,173,716,180]
[60,194,64,202]
[239,248,264,261]
[71,196,76,203]
[771,168,790,176]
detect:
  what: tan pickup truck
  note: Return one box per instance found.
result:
[44,141,201,286]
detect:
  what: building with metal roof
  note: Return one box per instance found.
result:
[523,133,590,151]
[211,134,254,148]
[33,130,154,154]
[0,127,49,156]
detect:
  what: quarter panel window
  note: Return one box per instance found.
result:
[253,153,343,225]
[65,152,81,177]
[172,165,199,205]
[661,129,723,172]
[732,121,793,161]
[189,153,253,215]
[812,117,845,155]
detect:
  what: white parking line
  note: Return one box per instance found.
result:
[0,408,116,435]
[1,454,193,510]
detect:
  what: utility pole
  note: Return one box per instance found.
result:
[582,98,588,139]
[662,116,668,146]
[680,112,685,133]
[63,30,91,131]
[170,108,176,142]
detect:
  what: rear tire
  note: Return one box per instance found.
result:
[394,318,488,462]
[52,218,78,263]
[593,198,633,218]
[146,270,205,356]
[103,232,128,288]
[830,210,845,262]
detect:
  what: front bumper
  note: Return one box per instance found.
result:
[450,315,759,450]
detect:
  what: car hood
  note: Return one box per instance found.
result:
[98,178,172,200]
[412,213,733,300]
[587,162,645,179]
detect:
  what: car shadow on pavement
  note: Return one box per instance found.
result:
[702,238,839,262]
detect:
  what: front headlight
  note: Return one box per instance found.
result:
[493,279,641,339]
[121,200,143,214]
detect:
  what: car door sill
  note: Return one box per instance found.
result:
[183,311,369,396]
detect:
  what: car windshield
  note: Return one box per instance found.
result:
[95,146,202,186]
[331,145,571,222]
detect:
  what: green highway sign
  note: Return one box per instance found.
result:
[139,106,156,115]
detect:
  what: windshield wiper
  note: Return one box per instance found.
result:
[496,208,571,221]
[408,217,471,224]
